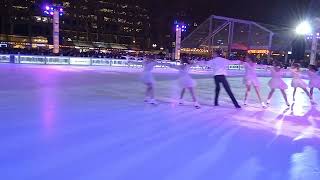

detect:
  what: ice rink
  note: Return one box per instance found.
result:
[1,64,320,180]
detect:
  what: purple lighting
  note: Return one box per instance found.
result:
[43,4,64,16]
[174,21,187,33]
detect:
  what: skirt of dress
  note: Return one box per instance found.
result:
[243,76,260,87]
[309,79,320,88]
[179,75,196,88]
[268,78,288,90]
[291,78,307,88]
[141,72,155,85]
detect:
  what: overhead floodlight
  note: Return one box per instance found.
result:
[296,21,312,35]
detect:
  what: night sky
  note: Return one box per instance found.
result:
[141,0,320,44]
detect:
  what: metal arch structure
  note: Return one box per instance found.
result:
[181,15,275,59]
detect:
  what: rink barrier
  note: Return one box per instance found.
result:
[0,54,292,72]
[0,54,11,63]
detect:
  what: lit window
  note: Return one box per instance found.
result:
[34,16,42,22]
[81,6,88,10]
[100,8,114,13]
[13,6,28,9]
[42,17,48,23]
[63,2,70,7]
[118,18,126,23]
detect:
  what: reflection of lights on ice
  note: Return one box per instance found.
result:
[290,146,320,179]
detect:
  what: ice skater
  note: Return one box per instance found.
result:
[266,62,290,106]
[206,50,241,108]
[307,65,320,101]
[242,55,266,108]
[291,63,312,103]
[129,55,158,104]
[170,57,201,109]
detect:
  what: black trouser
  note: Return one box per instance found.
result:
[214,75,239,107]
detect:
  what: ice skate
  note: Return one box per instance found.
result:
[178,99,185,105]
[149,99,158,105]
[194,102,201,109]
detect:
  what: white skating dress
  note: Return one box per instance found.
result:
[178,64,196,88]
[243,62,260,87]
[268,68,288,90]
[141,62,156,85]
[308,71,320,88]
[291,69,307,88]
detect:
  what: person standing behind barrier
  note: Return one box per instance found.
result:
[206,51,241,109]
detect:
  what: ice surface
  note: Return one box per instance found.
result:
[0,64,319,180]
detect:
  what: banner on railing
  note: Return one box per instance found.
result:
[19,55,46,64]
[0,55,10,63]
[1,54,274,73]
[69,57,91,65]
[46,57,70,65]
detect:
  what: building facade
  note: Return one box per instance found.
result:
[0,0,151,50]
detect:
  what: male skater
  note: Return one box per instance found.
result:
[207,51,241,108]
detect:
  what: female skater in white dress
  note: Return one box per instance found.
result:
[170,58,200,108]
[308,65,320,100]
[291,63,311,102]
[141,57,159,104]
[129,56,158,104]
[266,62,290,106]
[242,55,266,108]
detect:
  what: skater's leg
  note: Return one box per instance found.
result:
[149,84,155,99]
[310,88,314,100]
[293,88,297,101]
[267,89,275,103]
[188,87,197,102]
[254,86,263,103]
[145,83,151,98]
[301,88,311,99]
[180,88,186,99]
[189,87,201,108]
[244,84,251,105]
[214,76,221,106]
[221,76,241,108]
[280,89,290,106]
